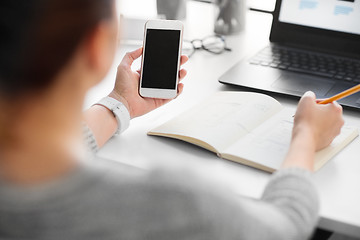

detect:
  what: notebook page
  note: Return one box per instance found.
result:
[149,92,283,152]
[222,109,358,171]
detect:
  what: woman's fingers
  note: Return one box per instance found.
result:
[180,55,189,65]
[179,69,187,81]
[177,83,184,95]
[179,56,188,84]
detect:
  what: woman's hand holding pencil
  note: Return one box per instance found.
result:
[294,91,345,151]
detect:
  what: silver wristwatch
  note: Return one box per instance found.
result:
[95,97,130,135]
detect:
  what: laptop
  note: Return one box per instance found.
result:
[219,0,360,109]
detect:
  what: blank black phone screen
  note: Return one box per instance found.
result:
[141,29,181,89]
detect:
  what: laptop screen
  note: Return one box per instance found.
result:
[279,0,360,35]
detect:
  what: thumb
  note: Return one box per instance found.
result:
[298,91,316,107]
[121,48,143,67]
[301,91,316,102]
[303,91,316,99]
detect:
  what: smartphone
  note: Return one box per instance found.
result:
[139,20,183,99]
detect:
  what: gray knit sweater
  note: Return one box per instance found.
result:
[0,127,319,240]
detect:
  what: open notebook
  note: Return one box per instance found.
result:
[149,92,359,172]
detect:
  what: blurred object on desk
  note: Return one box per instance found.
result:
[119,16,147,45]
[118,0,157,18]
[157,0,187,20]
[214,0,247,35]
[248,0,275,12]
[193,0,276,12]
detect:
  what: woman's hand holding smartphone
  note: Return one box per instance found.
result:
[109,48,188,119]
[139,20,184,99]
[109,20,187,119]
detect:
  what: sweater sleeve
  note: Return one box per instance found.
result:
[127,168,319,240]
[179,168,320,240]
[261,168,319,240]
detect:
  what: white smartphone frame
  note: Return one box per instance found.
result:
[139,20,184,99]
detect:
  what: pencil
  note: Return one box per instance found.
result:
[318,84,360,104]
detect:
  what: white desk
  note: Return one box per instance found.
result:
[85,2,360,238]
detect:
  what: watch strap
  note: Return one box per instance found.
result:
[95,97,130,135]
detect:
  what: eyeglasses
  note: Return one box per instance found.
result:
[182,35,232,58]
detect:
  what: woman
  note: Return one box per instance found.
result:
[0,0,344,239]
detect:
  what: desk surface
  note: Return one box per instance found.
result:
[85,1,360,237]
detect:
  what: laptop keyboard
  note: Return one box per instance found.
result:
[249,46,360,83]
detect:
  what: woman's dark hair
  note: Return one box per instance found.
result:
[0,0,113,97]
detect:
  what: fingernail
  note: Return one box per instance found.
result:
[304,91,315,98]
